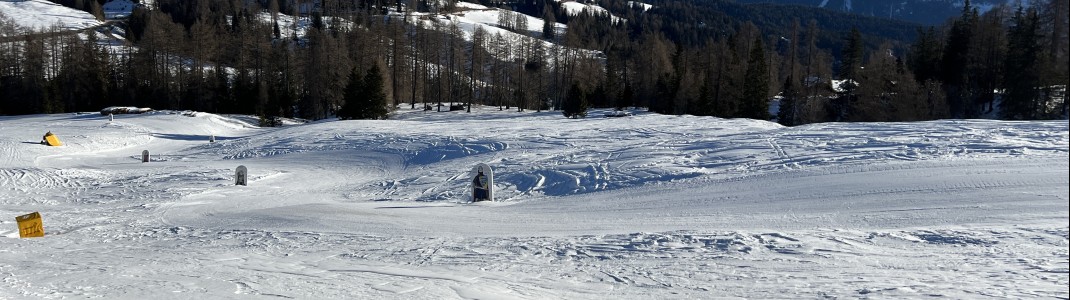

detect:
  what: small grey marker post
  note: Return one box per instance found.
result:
[235,165,247,186]
[142,150,149,163]
[210,135,215,143]
[108,113,113,121]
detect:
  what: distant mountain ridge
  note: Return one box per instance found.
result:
[734,0,1013,25]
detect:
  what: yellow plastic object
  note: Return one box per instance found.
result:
[16,212,44,238]
[44,134,62,146]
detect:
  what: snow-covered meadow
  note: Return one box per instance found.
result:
[0,107,1067,298]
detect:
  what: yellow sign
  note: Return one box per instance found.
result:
[16,212,44,238]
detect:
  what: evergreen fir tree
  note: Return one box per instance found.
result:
[338,65,389,120]
[619,82,634,110]
[778,19,803,126]
[839,28,864,82]
[652,74,676,114]
[941,0,979,118]
[777,78,801,125]
[1001,7,1042,120]
[339,65,389,120]
[834,28,865,120]
[909,27,943,83]
[741,36,770,120]
[563,82,588,118]
[542,6,556,40]
[338,67,366,120]
[694,79,714,116]
[360,64,391,119]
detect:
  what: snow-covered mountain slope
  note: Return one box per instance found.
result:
[558,0,625,23]
[449,2,566,39]
[1,108,1066,298]
[412,3,600,68]
[0,0,101,31]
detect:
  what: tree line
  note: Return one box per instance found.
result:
[0,0,1066,124]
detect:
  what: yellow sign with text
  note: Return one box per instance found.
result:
[16,212,44,238]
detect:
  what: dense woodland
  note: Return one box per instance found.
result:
[732,0,1006,26]
[0,0,1066,124]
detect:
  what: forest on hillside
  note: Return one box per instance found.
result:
[0,0,1066,124]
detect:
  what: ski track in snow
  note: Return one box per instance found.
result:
[0,108,1067,298]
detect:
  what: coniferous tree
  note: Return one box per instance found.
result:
[635,31,675,110]
[854,44,935,121]
[542,6,556,40]
[1001,6,1042,119]
[833,27,864,120]
[562,82,588,118]
[970,8,1008,115]
[84,32,110,112]
[338,67,365,120]
[652,74,675,114]
[839,28,863,84]
[778,19,802,126]
[20,35,52,114]
[469,26,488,112]
[741,36,770,120]
[311,11,325,30]
[941,0,979,118]
[127,6,150,42]
[779,78,802,125]
[908,27,943,84]
[712,37,743,118]
[360,64,391,119]
[257,81,283,126]
[798,19,827,124]
[1044,0,1069,117]
[619,81,634,111]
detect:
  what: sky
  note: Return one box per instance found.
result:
[1,106,1066,298]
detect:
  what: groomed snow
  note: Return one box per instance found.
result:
[1,107,1067,298]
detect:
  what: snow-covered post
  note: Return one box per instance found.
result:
[108,113,113,122]
[235,166,248,186]
[142,150,149,163]
[209,135,215,143]
[471,163,494,202]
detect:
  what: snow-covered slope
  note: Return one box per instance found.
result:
[559,0,625,23]
[450,3,565,38]
[0,0,101,31]
[1,108,1066,298]
[408,3,599,66]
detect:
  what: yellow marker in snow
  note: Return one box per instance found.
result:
[43,132,62,146]
[16,212,44,238]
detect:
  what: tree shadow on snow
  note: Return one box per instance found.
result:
[374,205,457,209]
[153,133,235,142]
